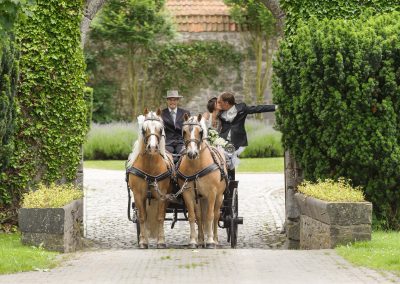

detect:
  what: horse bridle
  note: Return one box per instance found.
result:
[182,121,204,148]
[142,116,164,146]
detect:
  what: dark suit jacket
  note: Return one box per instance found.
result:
[161,108,190,146]
[219,103,276,149]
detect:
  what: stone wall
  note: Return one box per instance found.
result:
[176,32,276,126]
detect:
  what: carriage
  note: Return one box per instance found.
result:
[126,111,243,248]
[126,167,243,248]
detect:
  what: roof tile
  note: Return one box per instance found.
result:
[166,0,242,32]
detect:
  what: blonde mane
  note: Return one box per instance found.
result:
[126,112,166,168]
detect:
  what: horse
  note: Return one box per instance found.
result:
[127,108,174,248]
[176,113,228,248]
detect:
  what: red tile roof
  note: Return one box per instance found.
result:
[165,0,242,32]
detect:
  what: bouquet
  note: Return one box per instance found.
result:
[208,129,228,147]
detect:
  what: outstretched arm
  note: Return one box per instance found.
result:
[245,104,276,114]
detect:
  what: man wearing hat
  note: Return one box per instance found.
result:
[161,90,190,155]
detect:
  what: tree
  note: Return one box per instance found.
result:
[90,0,173,119]
[226,0,277,117]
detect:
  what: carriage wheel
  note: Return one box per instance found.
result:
[230,187,238,248]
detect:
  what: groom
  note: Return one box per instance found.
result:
[161,90,190,155]
[217,91,277,153]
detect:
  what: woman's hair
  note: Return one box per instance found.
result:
[207,97,217,112]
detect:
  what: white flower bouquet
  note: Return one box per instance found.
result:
[208,129,228,147]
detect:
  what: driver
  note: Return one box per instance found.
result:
[161,90,190,155]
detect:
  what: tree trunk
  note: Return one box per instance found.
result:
[259,0,285,37]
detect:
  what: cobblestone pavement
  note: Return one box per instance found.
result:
[83,169,286,249]
[1,249,399,284]
[2,169,399,283]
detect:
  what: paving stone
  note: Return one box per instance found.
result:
[83,169,286,249]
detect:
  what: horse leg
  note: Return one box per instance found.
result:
[156,199,167,248]
[135,196,148,249]
[183,191,197,249]
[205,192,216,248]
[196,199,205,247]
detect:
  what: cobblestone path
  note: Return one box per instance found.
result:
[84,169,285,249]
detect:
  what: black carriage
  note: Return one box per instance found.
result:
[126,154,243,248]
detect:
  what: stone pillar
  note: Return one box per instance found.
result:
[284,150,303,249]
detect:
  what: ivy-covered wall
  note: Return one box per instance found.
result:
[0,0,89,207]
[280,0,400,36]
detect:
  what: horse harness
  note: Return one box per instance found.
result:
[176,125,229,204]
[126,158,174,205]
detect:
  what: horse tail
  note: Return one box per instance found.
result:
[145,199,160,239]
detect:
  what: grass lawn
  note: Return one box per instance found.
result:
[336,231,400,276]
[84,157,284,173]
[0,233,59,274]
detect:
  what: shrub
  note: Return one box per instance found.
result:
[83,120,282,160]
[273,12,400,229]
[298,178,365,202]
[84,122,137,160]
[241,121,283,158]
[21,183,83,208]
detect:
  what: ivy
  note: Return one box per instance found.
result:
[0,0,89,207]
[280,0,400,36]
[147,41,242,101]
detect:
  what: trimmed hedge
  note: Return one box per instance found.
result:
[273,12,400,229]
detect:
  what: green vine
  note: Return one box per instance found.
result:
[147,41,242,101]
[280,0,400,36]
[0,0,88,207]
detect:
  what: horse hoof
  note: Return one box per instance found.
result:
[188,243,197,249]
[205,243,216,249]
[157,243,167,249]
[139,243,148,249]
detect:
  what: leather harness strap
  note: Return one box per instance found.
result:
[126,165,172,204]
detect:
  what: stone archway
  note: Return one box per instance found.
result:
[80,0,302,249]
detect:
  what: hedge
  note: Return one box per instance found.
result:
[273,12,400,229]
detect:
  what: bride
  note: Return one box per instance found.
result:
[202,97,221,132]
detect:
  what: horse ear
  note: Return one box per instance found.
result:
[184,113,189,121]
[143,108,149,115]
[156,108,161,116]
[197,113,202,122]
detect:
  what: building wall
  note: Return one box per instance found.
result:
[176,31,276,126]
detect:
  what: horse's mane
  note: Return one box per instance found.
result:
[126,112,166,167]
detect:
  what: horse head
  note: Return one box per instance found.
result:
[182,113,206,160]
[141,108,165,155]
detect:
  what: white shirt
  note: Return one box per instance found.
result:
[168,107,177,124]
[221,105,237,141]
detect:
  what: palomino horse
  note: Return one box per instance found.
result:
[176,114,228,248]
[127,109,174,248]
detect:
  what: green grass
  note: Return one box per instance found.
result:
[0,233,59,274]
[84,157,284,173]
[336,231,400,275]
